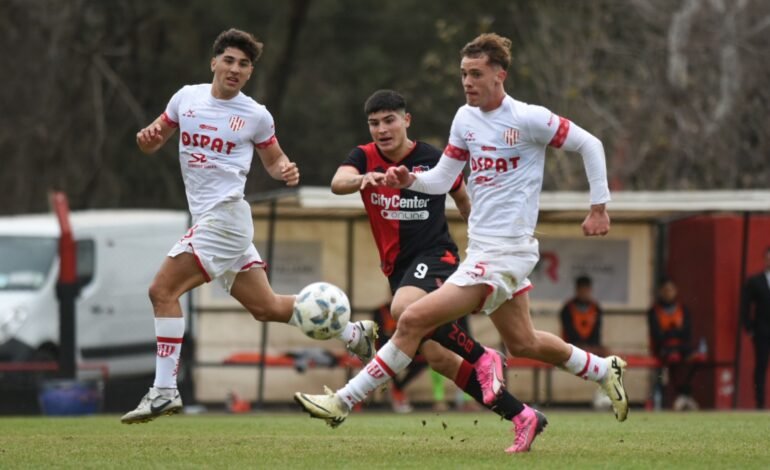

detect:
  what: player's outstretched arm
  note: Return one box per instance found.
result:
[257,141,300,186]
[384,166,415,188]
[555,119,611,237]
[136,115,177,154]
[385,153,465,195]
[331,166,385,194]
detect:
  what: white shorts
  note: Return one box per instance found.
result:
[168,199,264,293]
[446,234,539,315]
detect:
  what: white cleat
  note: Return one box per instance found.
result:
[121,387,183,424]
[599,356,629,422]
[346,320,378,363]
[294,386,350,428]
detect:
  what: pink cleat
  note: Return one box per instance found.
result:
[474,347,505,405]
[506,405,548,453]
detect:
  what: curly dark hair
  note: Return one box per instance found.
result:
[212,28,263,63]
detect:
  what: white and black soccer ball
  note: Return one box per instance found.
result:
[293,282,351,340]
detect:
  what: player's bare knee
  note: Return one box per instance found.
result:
[148,282,175,310]
[390,302,407,320]
[396,309,432,340]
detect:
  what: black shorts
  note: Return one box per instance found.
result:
[388,247,460,295]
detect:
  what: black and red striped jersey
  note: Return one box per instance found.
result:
[341,141,462,276]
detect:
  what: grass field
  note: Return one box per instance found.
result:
[1,410,768,469]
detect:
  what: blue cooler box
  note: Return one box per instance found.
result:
[38,379,103,416]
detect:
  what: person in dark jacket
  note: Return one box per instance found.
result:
[741,247,770,409]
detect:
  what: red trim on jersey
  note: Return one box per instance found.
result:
[444,144,470,161]
[513,284,534,297]
[254,135,277,149]
[374,355,396,377]
[454,359,474,388]
[161,112,179,128]
[548,116,570,148]
[157,336,184,344]
[359,142,401,276]
[577,350,591,379]
[240,260,266,271]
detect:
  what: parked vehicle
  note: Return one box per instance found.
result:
[0,210,190,378]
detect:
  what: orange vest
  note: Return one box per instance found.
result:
[569,301,599,341]
[654,303,684,333]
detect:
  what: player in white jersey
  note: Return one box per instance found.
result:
[121,29,377,424]
[295,33,629,452]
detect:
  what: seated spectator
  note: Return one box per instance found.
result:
[560,275,607,356]
[560,275,609,409]
[647,278,700,411]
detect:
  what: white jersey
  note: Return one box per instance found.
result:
[162,84,276,216]
[447,95,579,238]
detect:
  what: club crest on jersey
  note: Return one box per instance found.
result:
[229,115,245,132]
[503,128,520,146]
[183,109,195,118]
[463,131,475,142]
[412,165,430,174]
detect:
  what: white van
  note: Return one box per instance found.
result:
[0,210,190,379]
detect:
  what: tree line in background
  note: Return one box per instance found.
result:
[2,0,769,214]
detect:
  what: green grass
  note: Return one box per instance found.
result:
[0,411,768,469]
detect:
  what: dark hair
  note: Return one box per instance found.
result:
[212,28,263,63]
[575,275,592,289]
[460,33,513,70]
[364,90,407,115]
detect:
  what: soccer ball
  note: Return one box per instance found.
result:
[293,282,351,340]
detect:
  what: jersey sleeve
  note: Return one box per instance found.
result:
[162,87,185,127]
[523,104,566,147]
[252,107,277,149]
[339,147,367,174]
[445,108,470,161]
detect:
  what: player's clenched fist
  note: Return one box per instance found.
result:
[137,123,163,146]
[280,161,300,186]
[581,205,610,237]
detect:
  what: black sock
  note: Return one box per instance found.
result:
[455,360,525,419]
[429,322,486,363]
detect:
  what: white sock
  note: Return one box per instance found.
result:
[562,345,607,382]
[288,296,300,326]
[337,321,360,347]
[337,341,412,409]
[153,317,185,389]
